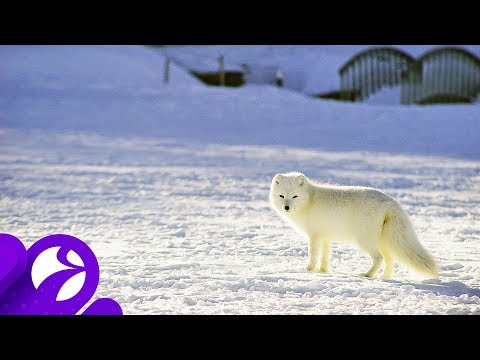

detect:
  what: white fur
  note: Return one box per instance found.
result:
[269,172,438,279]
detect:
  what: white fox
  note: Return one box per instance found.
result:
[269,172,438,279]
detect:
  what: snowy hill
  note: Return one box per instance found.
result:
[1,45,479,315]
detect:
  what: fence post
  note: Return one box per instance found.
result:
[164,57,170,84]
[275,68,284,87]
[219,55,225,86]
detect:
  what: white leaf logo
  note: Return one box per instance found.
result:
[55,271,86,301]
[31,246,86,301]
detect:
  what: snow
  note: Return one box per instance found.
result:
[1,45,480,315]
[364,86,402,105]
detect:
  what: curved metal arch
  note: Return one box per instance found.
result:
[339,46,415,74]
[417,46,480,66]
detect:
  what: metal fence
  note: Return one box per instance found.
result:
[339,47,414,101]
[401,47,480,104]
[338,46,480,105]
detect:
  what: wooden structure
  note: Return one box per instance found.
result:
[189,70,245,87]
[313,89,361,102]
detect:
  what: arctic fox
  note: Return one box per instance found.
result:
[269,172,438,279]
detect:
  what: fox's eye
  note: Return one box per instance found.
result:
[293,195,298,199]
[279,195,284,198]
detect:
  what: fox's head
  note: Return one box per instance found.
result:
[269,172,310,214]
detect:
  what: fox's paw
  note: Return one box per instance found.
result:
[359,272,374,278]
[306,264,327,273]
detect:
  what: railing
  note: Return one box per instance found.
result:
[338,47,414,101]
[401,47,480,104]
[338,46,480,105]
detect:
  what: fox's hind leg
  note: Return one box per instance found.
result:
[357,224,384,278]
[379,247,394,279]
[360,250,384,278]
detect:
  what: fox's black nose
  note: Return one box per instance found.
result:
[284,206,290,211]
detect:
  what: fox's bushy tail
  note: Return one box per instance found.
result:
[382,204,438,278]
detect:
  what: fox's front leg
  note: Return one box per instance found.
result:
[319,240,330,273]
[306,238,321,271]
[306,238,330,273]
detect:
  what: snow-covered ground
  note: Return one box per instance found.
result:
[1,45,480,314]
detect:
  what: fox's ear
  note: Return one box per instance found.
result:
[273,173,283,185]
[296,174,306,187]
